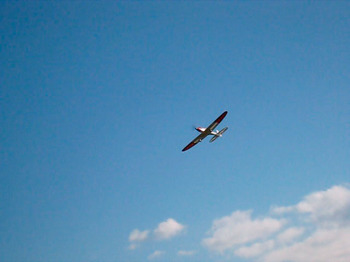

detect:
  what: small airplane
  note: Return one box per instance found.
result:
[182,111,228,152]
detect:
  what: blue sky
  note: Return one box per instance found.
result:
[1,1,350,262]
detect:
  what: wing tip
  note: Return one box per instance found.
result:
[215,111,228,123]
[182,142,196,152]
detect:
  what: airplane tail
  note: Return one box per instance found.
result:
[219,127,228,135]
[209,127,228,143]
[209,136,219,143]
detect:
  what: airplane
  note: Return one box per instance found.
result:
[182,111,228,152]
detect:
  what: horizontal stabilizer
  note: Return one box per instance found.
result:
[210,135,219,143]
[219,127,228,135]
[209,127,228,143]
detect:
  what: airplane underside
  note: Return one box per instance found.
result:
[196,127,228,142]
[182,111,228,151]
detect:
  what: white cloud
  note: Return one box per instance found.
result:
[204,185,350,262]
[262,185,350,262]
[273,185,350,227]
[148,250,165,260]
[276,227,304,244]
[129,229,150,242]
[128,229,150,250]
[295,185,350,226]
[263,227,350,262]
[128,218,185,252]
[234,240,275,258]
[177,250,196,256]
[271,205,294,215]
[129,186,350,261]
[202,210,285,253]
[154,218,185,240]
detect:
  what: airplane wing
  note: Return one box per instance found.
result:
[207,111,228,132]
[182,111,228,152]
[182,131,209,151]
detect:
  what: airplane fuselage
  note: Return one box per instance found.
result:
[182,111,228,151]
[196,127,221,137]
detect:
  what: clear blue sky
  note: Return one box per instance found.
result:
[1,1,349,262]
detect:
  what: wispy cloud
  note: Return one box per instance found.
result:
[234,240,275,258]
[128,229,150,249]
[148,250,165,260]
[154,218,185,240]
[129,229,150,242]
[177,250,196,256]
[203,185,350,262]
